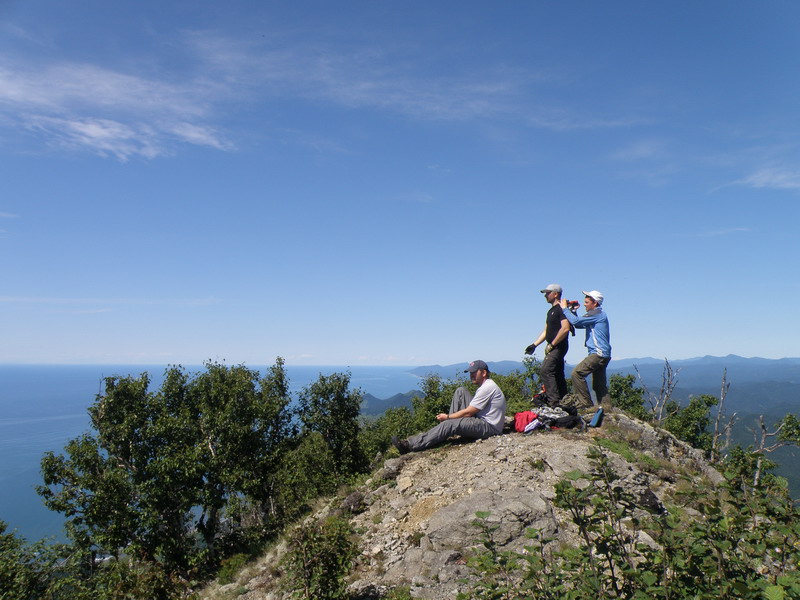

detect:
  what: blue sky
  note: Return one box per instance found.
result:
[1,1,799,366]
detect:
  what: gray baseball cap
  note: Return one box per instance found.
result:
[464,360,490,373]
[540,284,562,294]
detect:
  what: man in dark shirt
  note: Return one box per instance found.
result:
[525,284,571,407]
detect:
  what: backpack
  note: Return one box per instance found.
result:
[549,414,585,429]
[537,406,585,430]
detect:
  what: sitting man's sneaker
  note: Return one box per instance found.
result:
[391,436,411,455]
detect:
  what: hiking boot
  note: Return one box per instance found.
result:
[559,394,577,409]
[532,392,548,407]
[573,394,595,411]
[391,436,411,455]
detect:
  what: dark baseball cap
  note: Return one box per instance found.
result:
[464,360,490,373]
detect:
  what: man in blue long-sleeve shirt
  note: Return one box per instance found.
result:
[561,290,612,408]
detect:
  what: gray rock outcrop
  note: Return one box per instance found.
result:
[200,410,722,600]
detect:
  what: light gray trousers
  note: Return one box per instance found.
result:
[406,386,496,451]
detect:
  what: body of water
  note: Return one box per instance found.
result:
[0,363,422,541]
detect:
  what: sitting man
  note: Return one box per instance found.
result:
[393,360,507,454]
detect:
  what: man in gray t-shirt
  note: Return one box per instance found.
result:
[393,360,507,454]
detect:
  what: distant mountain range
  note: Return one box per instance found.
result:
[405,355,800,415]
[361,390,421,416]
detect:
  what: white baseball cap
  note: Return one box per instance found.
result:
[582,290,604,305]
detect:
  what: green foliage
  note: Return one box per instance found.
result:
[662,393,718,451]
[298,372,367,476]
[492,369,535,416]
[410,373,461,431]
[281,516,358,600]
[0,521,191,600]
[0,521,44,600]
[216,553,250,585]
[609,373,649,420]
[777,413,800,446]
[723,445,774,488]
[460,447,800,599]
[359,406,417,460]
[88,557,190,600]
[383,586,414,600]
[37,359,296,583]
[594,436,661,473]
[608,371,720,453]
[272,432,341,522]
[24,357,381,598]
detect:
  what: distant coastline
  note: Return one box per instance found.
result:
[2,356,799,541]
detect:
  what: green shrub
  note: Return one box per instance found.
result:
[281,516,358,600]
[609,373,649,419]
[216,553,250,585]
[594,436,661,472]
[360,406,417,459]
[662,393,718,451]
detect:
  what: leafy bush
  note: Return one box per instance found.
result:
[298,372,367,476]
[609,373,649,419]
[662,393,718,451]
[281,516,358,600]
[609,370,719,453]
[410,373,461,431]
[272,432,341,523]
[0,521,45,600]
[216,553,250,585]
[359,406,417,459]
[37,359,297,577]
[31,359,372,597]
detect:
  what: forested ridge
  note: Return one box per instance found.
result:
[2,357,800,599]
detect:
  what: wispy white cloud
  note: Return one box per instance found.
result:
[736,167,800,190]
[184,31,644,131]
[0,60,205,115]
[0,212,19,218]
[26,115,163,160]
[184,32,525,122]
[0,53,233,160]
[0,28,640,160]
[169,122,234,151]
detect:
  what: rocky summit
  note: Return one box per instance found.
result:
[202,410,723,600]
